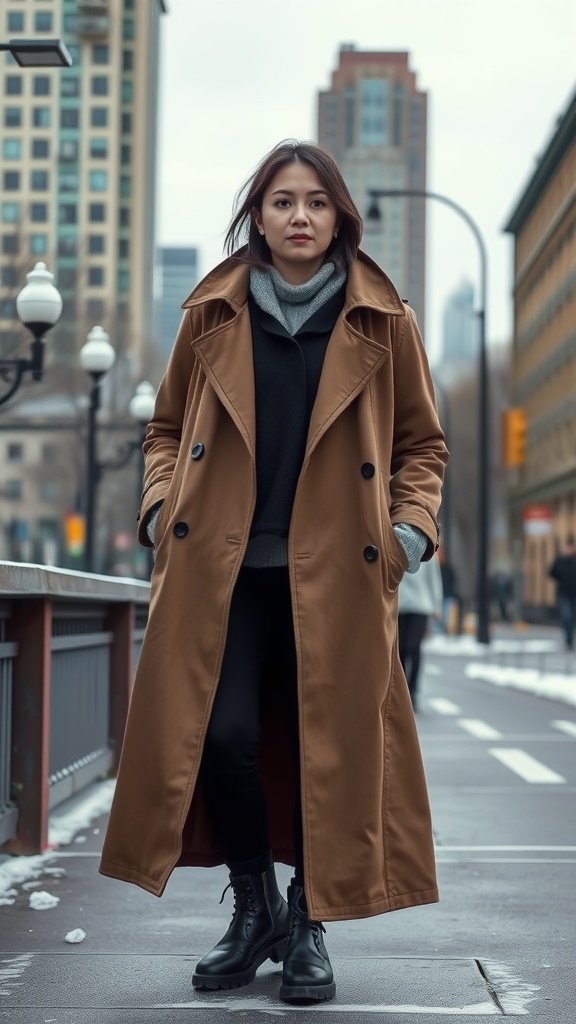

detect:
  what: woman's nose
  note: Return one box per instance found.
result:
[291,204,310,223]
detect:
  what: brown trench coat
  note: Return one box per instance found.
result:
[99,250,448,922]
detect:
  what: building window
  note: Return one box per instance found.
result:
[31,170,49,191]
[121,112,131,133]
[30,233,48,255]
[58,236,77,257]
[119,207,130,228]
[89,203,105,223]
[63,14,78,34]
[4,107,21,127]
[60,108,79,129]
[120,175,131,198]
[4,479,22,500]
[88,267,104,287]
[122,80,133,103]
[1,235,19,254]
[61,77,80,98]
[2,139,21,159]
[39,481,59,503]
[1,266,18,287]
[91,75,108,96]
[118,270,130,292]
[360,79,388,146]
[89,170,108,191]
[60,173,79,193]
[91,107,108,127]
[35,12,53,32]
[0,299,17,318]
[86,298,104,319]
[90,138,108,159]
[123,17,134,40]
[59,139,78,162]
[8,12,25,32]
[88,235,105,255]
[32,138,49,158]
[31,203,48,223]
[92,44,109,64]
[33,76,51,96]
[59,204,77,225]
[33,107,51,128]
[122,50,133,71]
[7,443,23,464]
[1,203,20,224]
[121,144,131,165]
[118,239,129,259]
[42,443,58,463]
[58,268,77,289]
[3,171,20,191]
[5,76,22,96]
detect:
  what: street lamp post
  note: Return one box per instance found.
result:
[79,326,116,574]
[367,188,490,644]
[0,262,62,408]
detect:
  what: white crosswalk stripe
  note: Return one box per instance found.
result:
[489,748,566,784]
[551,720,576,737]
[458,719,503,740]
[428,697,461,716]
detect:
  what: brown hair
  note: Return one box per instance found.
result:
[224,140,363,271]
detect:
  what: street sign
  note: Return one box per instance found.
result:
[522,504,553,536]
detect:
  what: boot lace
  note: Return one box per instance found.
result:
[219,878,257,920]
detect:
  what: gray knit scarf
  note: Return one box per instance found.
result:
[249,261,347,335]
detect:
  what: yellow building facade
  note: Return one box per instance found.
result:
[504,89,576,615]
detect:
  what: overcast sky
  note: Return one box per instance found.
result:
[156,0,575,360]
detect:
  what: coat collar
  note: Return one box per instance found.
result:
[181,248,406,320]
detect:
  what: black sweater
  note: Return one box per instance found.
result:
[247,285,346,542]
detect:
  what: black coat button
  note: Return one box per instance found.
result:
[363,545,379,562]
[191,442,205,460]
[173,522,188,539]
[361,462,375,479]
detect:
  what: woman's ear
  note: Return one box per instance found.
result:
[252,207,265,236]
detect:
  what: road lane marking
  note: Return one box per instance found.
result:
[428,698,461,715]
[435,845,576,851]
[154,1000,499,1014]
[489,748,565,784]
[552,720,576,737]
[458,719,503,739]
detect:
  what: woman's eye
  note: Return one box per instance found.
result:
[311,200,326,209]
[274,200,290,208]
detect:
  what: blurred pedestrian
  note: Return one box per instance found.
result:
[548,535,576,650]
[398,555,443,709]
[491,570,513,623]
[438,548,460,633]
[100,140,447,1005]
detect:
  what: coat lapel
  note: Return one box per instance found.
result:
[192,305,256,456]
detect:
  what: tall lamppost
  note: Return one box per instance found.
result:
[79,326,116,573]
[0,262,62,408]
[367,188,490,644]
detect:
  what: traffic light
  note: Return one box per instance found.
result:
[501,407,527,468]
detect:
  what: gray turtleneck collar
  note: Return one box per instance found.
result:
[249,261,347,336]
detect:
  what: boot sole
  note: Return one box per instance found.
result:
[279,980,336,1004]
[193,937,288,990]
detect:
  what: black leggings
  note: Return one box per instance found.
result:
[201,565,303,879]
[398,612,428,703]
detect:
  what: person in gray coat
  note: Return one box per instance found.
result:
[398,555,443,710]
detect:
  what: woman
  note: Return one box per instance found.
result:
[100,141,448,1005]
[398,554,443,710]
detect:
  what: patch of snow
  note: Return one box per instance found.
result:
[481,960,540,1014]
[48,778,115,847]
[466,663,576,708]
[22,881,43,891]
[0,953,34,995]
[43,866,66,878]
[64,927,86,944]
[29,890,60,910]
[74,835,88,844]
[425,634,559,657]
[156,999,499,1014]
[0,854,47,897]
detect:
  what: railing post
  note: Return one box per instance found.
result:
[107,602,134,772]
[6,598,52,854]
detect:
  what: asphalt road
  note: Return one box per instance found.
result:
[1,643,575,1022]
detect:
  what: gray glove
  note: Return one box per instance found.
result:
[393,523,428,573]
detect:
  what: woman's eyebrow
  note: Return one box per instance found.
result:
[270,189,328,196]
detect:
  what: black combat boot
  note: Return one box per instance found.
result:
[279,880,336,1004]
[192,861,290,990]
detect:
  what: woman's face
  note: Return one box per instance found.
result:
[253,160,339,283]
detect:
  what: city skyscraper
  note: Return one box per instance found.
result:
[0,0,166,379]
[317,44,428,332]
[439,278,478,370]
[155,246,199,362]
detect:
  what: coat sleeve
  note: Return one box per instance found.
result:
[389,305,449,560]
[136,311,198,547]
